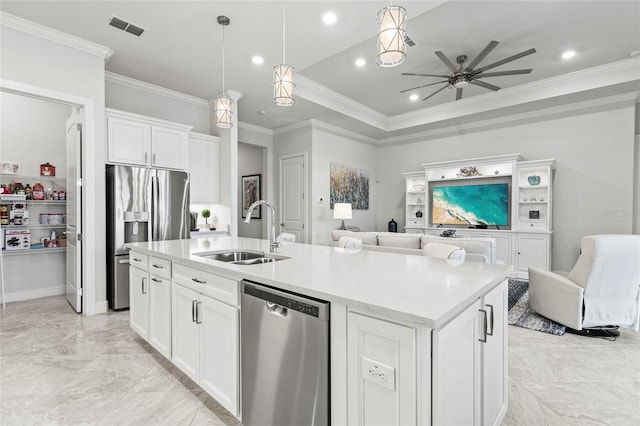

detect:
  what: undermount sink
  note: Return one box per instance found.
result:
[195,250,289,265]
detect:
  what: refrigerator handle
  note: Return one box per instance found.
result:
[151,175,159,241]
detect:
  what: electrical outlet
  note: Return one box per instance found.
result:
[361,356,396,391]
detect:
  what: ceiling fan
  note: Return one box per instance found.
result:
[401,41,536,102]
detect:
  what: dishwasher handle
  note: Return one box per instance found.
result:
[242,280,329,321]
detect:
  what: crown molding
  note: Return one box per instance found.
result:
[296,74,389,130]
[308,119,378,146]
[1,11,113,62]
[377,92,638,146]
[272,119,314,135]
[238,121,274,136]
[106,71,209,108]
[189,131,220,143]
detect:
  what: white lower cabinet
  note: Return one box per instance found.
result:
[433,280,508,426]
[171,267,239,417]
[515,233,550,278]
[347,312,417,426]
[148,275,172,358]
[129,264,149,338]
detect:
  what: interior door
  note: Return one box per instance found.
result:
[279,153,307,243]
[65,109,83,313]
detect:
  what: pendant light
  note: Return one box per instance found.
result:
[376,3,407,67]
[273,6,295,106]
[214,15,232,128]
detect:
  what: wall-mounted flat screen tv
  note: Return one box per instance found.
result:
[431,182,510,227]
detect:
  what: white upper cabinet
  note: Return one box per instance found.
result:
[188,132,220,204]
[106,108,192,170]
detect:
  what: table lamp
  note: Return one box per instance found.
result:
[333,203,352,230]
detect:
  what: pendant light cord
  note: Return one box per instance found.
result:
[222,25,226,93]
[282,5,286,64]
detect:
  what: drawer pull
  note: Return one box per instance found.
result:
[152,264,164,269]
[151,278,162,283]
[133,257,143,262]
[192,278,207,284]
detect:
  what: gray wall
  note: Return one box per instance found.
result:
[238,142,265,239]
[376,102,637,274]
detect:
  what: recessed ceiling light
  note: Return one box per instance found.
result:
[354,58,366,67]
[251,55,264,65]
[258,110,267,115]
[561,50,576,60]
[322,11,337,25]
[409,94,419,101]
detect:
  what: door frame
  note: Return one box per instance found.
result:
[279,151,309,244]
[1,78,96,315]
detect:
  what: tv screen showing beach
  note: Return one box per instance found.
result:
[432,183,509,226]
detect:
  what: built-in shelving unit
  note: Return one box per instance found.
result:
[402,171,426,231]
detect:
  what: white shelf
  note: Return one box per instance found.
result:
[519,185,548,189]
[2,224,66,229]
[1,247,67,256]
[518,201,547,204]
[407,203,425,206]
[432,173,512,182]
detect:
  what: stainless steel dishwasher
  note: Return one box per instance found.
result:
[241,280,330,426]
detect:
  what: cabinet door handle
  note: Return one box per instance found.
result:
[151,278,162,283]
[151,264,164,269]
[191,300,197,323]
[144,152,148,163]
[486,304,494,336]
[192,277,206,284]
[152,153,156,164]
[133,257,142,262]
[478,309,488,343]
[195,301,203,324]
[141,277,147,295]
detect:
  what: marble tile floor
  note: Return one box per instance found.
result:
[2,296,640,425]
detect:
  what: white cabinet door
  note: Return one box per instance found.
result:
[482,281,508,426]
[171,283,200,383]
[148,275,172,359]
[347,312,416,426]
[516,233,549,277]
[107,117,150,166]
[129,266,149,338]
[200,294,239,416]
[151,126,188,170]
[188,135,219,203]
[433,299,482,426]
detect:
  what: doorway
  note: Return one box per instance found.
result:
[279,152,308,243]
[0,83,89,313]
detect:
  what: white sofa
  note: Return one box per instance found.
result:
[330,230,497,263]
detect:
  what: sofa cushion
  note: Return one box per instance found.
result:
[377,232,422,249]
[421,235,495,263]
[423,242,466,261]
[331,230,378,246]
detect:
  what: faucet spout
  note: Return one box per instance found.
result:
[244,200,280,252]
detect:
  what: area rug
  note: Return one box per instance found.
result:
[508,279,566,336]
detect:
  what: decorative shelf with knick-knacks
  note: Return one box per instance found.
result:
[515,159,555,232]
[403,171,426,232]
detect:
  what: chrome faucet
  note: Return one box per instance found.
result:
[244,200,280,253]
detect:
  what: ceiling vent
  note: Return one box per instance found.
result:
[108,16,145,37]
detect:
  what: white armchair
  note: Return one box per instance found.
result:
[529,235,640,337]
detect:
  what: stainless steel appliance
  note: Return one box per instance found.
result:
[190,212,198,231]
[241,280,330,426]
[106,165,190,310]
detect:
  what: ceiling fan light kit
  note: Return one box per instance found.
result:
[214,15,233,128]
[376,4,407,67]
[274,6,295,106]
[401,40,536,102]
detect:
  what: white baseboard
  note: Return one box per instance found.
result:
[2,285,65,304]
[94,300,108,314]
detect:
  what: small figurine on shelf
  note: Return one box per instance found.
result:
[40,162,56,177]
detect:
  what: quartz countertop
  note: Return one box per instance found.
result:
[127,236,513,329]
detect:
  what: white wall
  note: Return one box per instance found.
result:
[311,128,378,244]
[376,102,637,273]
[238,142,264,238]
[1,92,70,176]
[1,24,107,313]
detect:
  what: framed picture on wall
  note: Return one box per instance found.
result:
[242,174,261,219]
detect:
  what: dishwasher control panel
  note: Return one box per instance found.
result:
[243,281,327,318]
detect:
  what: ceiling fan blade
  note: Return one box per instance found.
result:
[434,51,458,73]
[401,73,450,78]
[422,84,450,101]
[470,80,501,91]
[455,88,463,101]
[400,80,449,93]
[475,48,536,73]
[465,40,499,71]
[474,69,533,78]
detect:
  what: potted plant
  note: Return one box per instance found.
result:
[201,208,211,229]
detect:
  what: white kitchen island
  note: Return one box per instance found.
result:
[127,236,512,426]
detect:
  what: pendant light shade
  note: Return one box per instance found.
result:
[273,63,295,106]
[214,94,232,128]
[274,7,295,106]
[376,5,407,67]
[215,15,233,128]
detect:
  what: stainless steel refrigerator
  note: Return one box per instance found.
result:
[106,165,190,310]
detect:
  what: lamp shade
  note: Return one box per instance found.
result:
[273,63,295,106]
[333,203,352,220]
[376,5,407,67]
[214,94,233,128]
